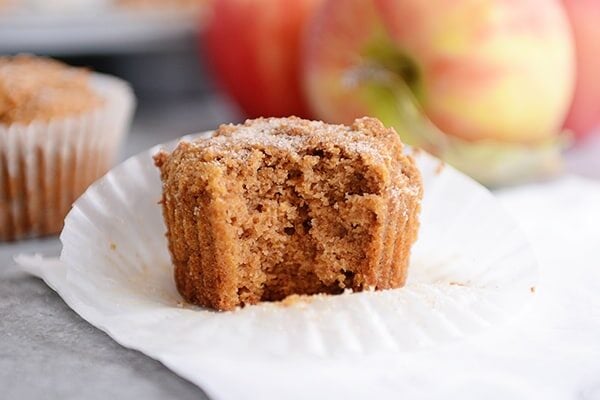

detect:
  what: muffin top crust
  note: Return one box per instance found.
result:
[166,117,406,166]
[0,55,103,125]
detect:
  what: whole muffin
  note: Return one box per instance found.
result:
[0,55,135,241]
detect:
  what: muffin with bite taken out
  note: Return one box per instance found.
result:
[155,116,422,311]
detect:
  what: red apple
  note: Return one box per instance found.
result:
[304,0,575,185]
[562,0,600,139]
[202,0,322,118]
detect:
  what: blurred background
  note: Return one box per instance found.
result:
[1,0,240,161]
[1,0,599,183]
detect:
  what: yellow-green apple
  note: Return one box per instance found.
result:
[202,0,322,118]
[304,0,575,185]
[562,0,600,139]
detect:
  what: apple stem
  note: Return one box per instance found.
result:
[345,62,448,152]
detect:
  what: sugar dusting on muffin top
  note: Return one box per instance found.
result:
[0,55,103,125]
[183,116,404,166]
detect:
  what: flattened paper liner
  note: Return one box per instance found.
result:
[18,132,537,359]
[0,73,134,240]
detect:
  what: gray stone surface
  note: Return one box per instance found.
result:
[0,241,207,400]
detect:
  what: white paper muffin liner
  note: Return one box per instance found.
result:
[0,72,134,241]
[16,132,538,362]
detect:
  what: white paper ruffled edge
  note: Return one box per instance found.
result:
[11,133,537,359]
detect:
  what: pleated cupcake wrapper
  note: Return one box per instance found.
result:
[13,133,538,360]
[0,73,134,241]
[14,133,539,397]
